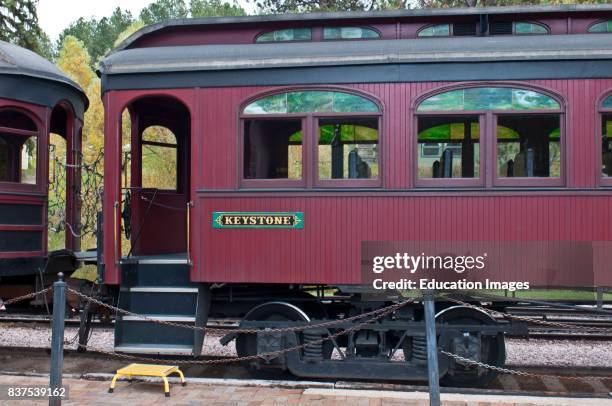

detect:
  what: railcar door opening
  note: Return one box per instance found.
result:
[119,96,191,260]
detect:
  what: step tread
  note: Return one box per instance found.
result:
[114,343,194,355]
[124,287,199,293]
[122,315,196,322]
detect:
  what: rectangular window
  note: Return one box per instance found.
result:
[0,133,37,184]
[141,126,178,190]
[317,117,379,182]
[603,114,612,178]
[417,115,480,183]
[496,114,560,180]
[243,119,303,182]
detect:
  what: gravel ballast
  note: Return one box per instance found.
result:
[1,324,611,368]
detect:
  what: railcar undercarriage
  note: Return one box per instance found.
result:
[220,288,527,388]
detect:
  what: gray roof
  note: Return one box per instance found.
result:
[100,34,612,75]
[113,4,612,53]
[0,40,87,108]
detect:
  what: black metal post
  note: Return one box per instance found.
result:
[596,287,603,310]
[424,290,440,406]
[49,273,66,406]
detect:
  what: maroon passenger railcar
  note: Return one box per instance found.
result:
[0,41,87,299]
[98,5,612,386]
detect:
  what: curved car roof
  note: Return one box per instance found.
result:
[101,34,612,75]
[0,40,88,117]
[112,4,612,53]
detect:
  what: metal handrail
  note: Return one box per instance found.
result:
[186,201,193,265]
[113,201,119,265]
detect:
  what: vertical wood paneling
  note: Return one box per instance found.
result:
[190,79,612,287]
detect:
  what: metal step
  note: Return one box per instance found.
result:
[122,315,196,322]
[126,287,198,293]
[114,344,194,355]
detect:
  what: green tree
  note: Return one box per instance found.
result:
[190,0,246,17]
[251,0,388,13]
[139,0,189,25]
[416,0,608,7]
[57,7,133,67]
[0,0,49,56]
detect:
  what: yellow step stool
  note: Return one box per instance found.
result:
[108,363,186,397]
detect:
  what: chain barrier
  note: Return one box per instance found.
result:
[443,296,612,333]
[70,298,412,365]
[440,350,612,382]
[2,287,53,307]
[3,287,612,384]
[66,286,412,335]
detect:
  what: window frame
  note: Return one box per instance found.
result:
[322,26,381,41]
[0,108,41,192]
[588,20,612,34]
[414,85,565,188]
[598,92,612,187]
[254,28,313,43]
[139,125,179,192]
[492,110,564,188]
[417,23,452,37]
[314,113,382,188]
[239,89,383,189]
[239,115,308,189]
[512,21,549,35]
[414,111,485,188]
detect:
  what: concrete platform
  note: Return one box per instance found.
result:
[0,374,611,405]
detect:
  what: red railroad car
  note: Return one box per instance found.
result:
[97,5,612,386]
[0,41,87,299]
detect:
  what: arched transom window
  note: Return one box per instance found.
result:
[416,86,563,187]
[242,90,381,188]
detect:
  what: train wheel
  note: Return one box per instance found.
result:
[436,306,505,388]
[236,302,309,376]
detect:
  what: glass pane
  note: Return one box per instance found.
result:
[244,119,302,180]
[515,22,547,34]
[465,87,512,110]
[141,125,178,192]
[287,91,333,113]
[332,92,379,112]
[603,96,612,109]
[497,115,560,178]
[20,136,37,184]
[142,125,176,144]
[588,21,611,33]
[323,27,379,39]
[418,24,450,37]
[512,89,560,110]
[417,116,480,179]
[418,90,464,111]
[244,91,379,114]
[256,28,312,42]
[318,117,378,180]
[244,93,287,114]
[418,87,559,111]
[603,115,612,177]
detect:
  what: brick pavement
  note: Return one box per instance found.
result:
[0,374,610,405]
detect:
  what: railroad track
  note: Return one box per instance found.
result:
[2,305,612,339]
[503,305,612,339]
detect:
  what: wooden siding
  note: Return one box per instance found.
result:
[103,79,612,286]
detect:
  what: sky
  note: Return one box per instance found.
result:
[38,0,255,41]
